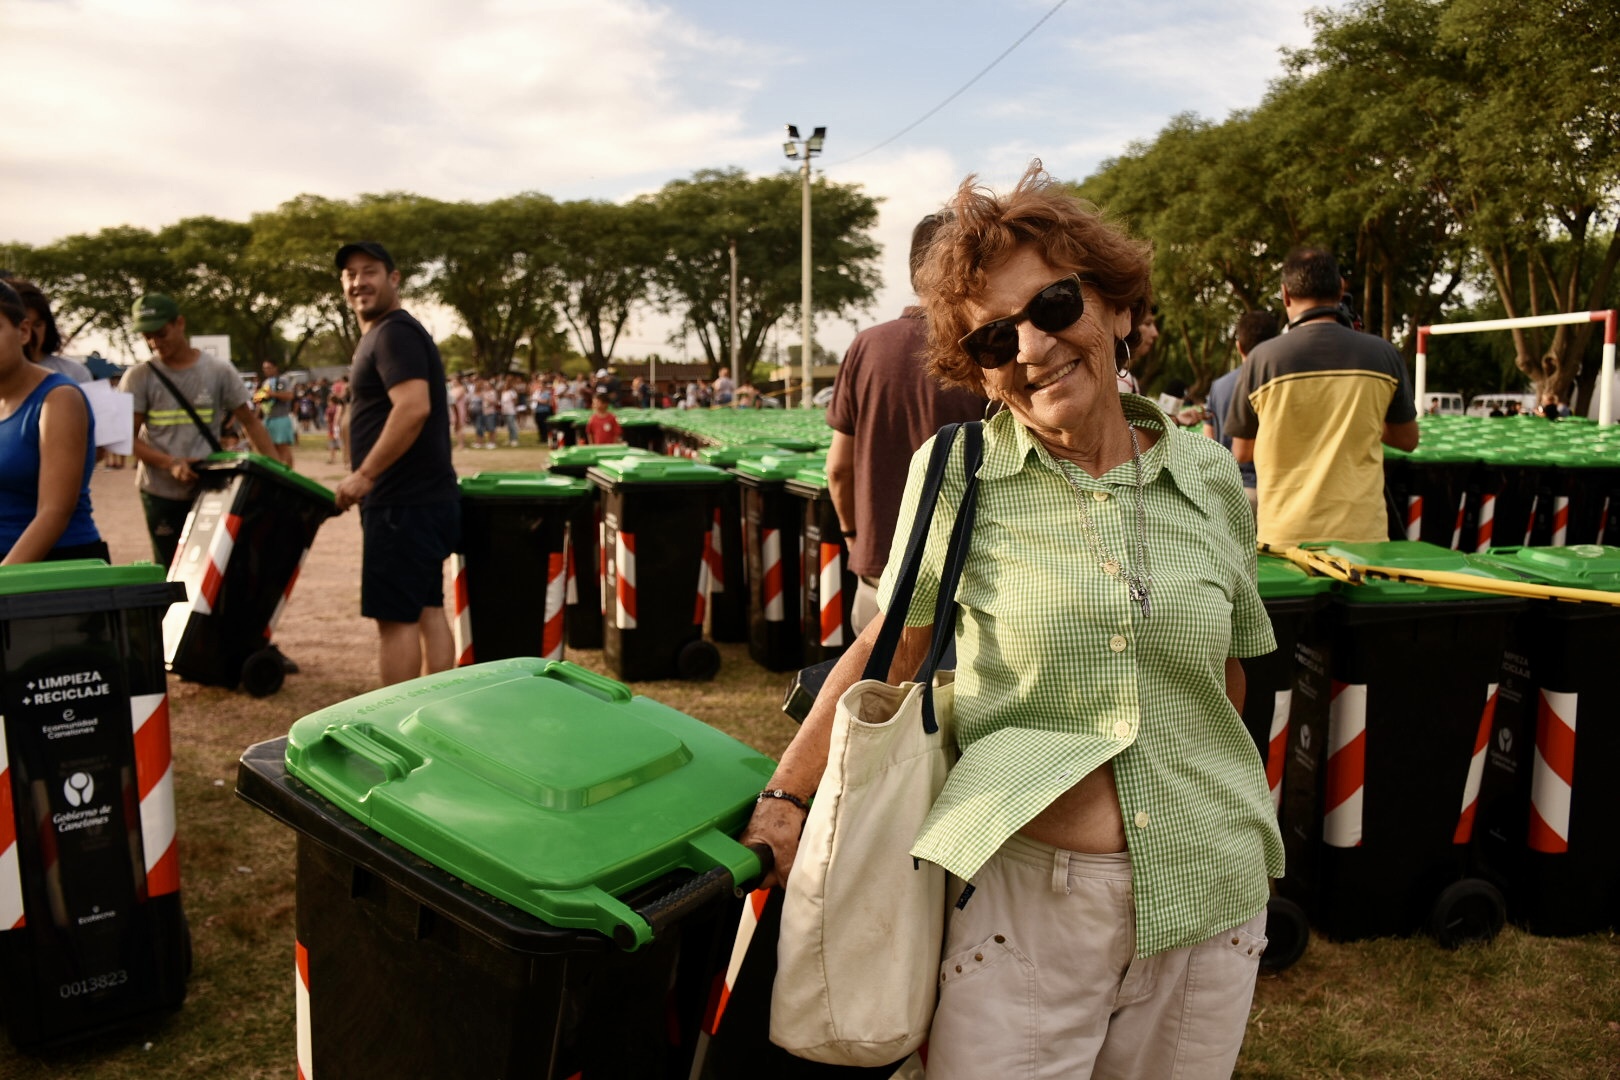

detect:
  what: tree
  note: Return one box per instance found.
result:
[551,200,662,368]
[645,168,881,377]
[11,226,189,358]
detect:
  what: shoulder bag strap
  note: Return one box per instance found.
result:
[862,423,963,682]
[913,421,984,733]
[144,362,224,455]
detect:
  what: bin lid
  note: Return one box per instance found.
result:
[0,559,168,597]
[1308,540,1524,603]
[460,471,590,499]
[548,443,658,468]
[731,452,824,482]
[695,443,787,467]
[588,458,733,485]
[284,658,775,947]
[1471,544,1620,590]
[201,451,338,507]
[1254,554,1333,600]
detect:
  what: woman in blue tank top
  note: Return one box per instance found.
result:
[0,281,103,563]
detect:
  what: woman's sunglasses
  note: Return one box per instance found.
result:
[958,274,1087,369]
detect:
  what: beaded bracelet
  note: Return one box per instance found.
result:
[757,788,811,813]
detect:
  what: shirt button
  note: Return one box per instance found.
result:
[1092,490,1109,502]
[1108,634,1128,652]
[1113,720,1132,738]
[1134,811,1150,829]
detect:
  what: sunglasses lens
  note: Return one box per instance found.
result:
[964,321,1020,369]
[1028,278,1084,333]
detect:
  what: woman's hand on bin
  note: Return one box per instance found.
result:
[740,797,809,890]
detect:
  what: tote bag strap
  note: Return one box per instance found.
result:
[912,421,983,733]
[862,423,963,683]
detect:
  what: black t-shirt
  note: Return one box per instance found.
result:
[348,309,458,506]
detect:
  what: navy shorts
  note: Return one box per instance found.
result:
[360,501,460,623]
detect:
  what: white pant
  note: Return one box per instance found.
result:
[926,834,1266,1080]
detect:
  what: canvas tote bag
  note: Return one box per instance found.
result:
[771,421,983,1067]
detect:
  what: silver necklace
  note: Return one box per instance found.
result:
[1050,424,1153,618]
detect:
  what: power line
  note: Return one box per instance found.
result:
[828,0,1071,167]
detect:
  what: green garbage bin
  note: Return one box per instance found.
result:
[0,561,190,1049]
[547,445,659,651]
[163,453,336,697]
[235,657,775,1079]
[1470,544,1620,935]
[733,453,824,673]
[452,472,591,666]
[1280,541,1524,946]
[588,458,735,681]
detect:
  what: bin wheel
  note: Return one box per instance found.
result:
[240,648,286,698]
[676,640,722,681]
[1260,895,1310,972]
[1429,878,1507,949]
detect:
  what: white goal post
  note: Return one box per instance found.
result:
[1414,310,1619,424]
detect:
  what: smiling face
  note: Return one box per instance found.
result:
[340,254,402,323]
[142,317,189,364]
[967,245,1132,447]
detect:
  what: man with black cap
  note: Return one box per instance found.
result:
[121,293,277,567]
[332,241,460,688]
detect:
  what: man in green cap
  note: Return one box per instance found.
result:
[119,293,277,567]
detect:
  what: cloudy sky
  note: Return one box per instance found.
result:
[6,0,1321,362]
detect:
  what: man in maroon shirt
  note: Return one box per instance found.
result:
[826,213,984,629]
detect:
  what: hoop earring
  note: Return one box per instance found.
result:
[983,397,1001,420]
[1115,338,1132,377]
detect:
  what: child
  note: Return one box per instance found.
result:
[325,386,346,464]
[585,387,622,444]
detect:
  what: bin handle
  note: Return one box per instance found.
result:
[538,660,633,704]
[323,724,412,782]
[614,844,774,950]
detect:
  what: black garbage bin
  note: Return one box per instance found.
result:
[696,445,786,646]
[1280,541,1524,946]
[234,658,775,1079]
[1470,544,1620,935]
[547,445,658,651]
[0,561,190,1049]
[452,472,591,666]
[785,467,857,667]
[588,458,735,681]
[163,453,336,697]
[733,453,823,673]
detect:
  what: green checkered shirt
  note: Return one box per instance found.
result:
[878,396,1285,957]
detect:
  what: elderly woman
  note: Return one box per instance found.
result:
[741,165,1282,1078]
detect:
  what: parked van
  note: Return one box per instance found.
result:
[1467,393,1537,417]
[1422,392,1464,416]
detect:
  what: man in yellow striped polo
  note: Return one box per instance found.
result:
[121,294,276,567]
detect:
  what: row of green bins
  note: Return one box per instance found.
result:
[588,458,733,681]
[164,453,337,697]
[0,562,190,1049]
[235,658,775,1079]
[453,472,590,666]
[732,452,825,672]
[1279,541,1523,946]
[785,464,858,666]
[1469,545,1620,936]
[548,445,659,650]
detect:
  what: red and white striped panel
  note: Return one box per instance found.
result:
[1552,495,1570,546]
[1523,495,1540,546]
[1599,497,1611,545]
[1454,683,1497,844]
[195,512,242,615]
[1450,493,1466,550]
[264,546,312,640]
[762,529,784,622]
[694,531,713,628]
[706,510,726,597]
[450,554,474,667]
[1266,690,1290,811]
[1528,689,1577,854]
[296,940,312,1080]
[702,887,770,1040]
[0,733,22,929]
[598,518,609,617]
[1405,495,1423,541]
[819,543,844,648]
[565,541,579,606]
[1324,681,1367,848]
[616,531,638,629]
[542,551,567,660]
[1474,494,1495,553]
[131,692,179,898]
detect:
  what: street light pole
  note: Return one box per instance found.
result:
[785,125,825,407]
